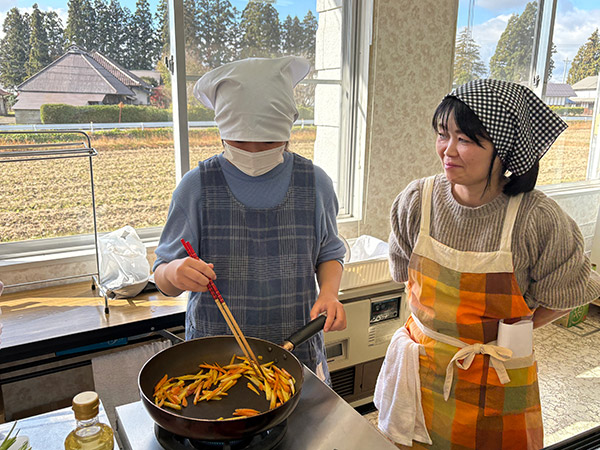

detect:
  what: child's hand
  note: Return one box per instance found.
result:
[166,257,216,293]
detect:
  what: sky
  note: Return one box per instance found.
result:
[457,0,600,83]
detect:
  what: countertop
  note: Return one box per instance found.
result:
[116,366,398,450]
[0,280,403,366]
[0,282,187,365]
[0,400,118,450]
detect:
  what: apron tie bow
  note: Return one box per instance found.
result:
[443,343,513,401]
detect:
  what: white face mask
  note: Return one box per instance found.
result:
[223,142,286,177]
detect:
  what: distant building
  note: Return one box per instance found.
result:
[544,82,576,106]
[569,75,598,114]
[131,69,161,87]
[13,45,153,124]
[0,88,9,116]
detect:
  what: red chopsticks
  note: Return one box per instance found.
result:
[180,239,266,379]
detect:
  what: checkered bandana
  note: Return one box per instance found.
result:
[448,79,568,176]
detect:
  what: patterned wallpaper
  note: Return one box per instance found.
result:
[338,0,459,243]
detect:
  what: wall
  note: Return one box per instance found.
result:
[14,109,41,124]
[338,0,459,242]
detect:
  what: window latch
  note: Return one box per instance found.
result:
[165,55,174,75]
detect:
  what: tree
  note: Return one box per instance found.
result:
[102,0,129,65]
[44,11,66,61]
[93,0,110,54]
[239,1,280,58]
[129,0,159,69]
[453,28,486,85]
[301,10,317,63]
[281,15,304,56]
[155,0,169,55]
[567,29,600,85]
[0,8,30,90]
[194,0,237,69]
[26,4,51,77]
[489,1,537,83]
[65,0,95,50]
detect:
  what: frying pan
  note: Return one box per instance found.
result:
[138,315,326,441]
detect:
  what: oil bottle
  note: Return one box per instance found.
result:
[64,391,114,450]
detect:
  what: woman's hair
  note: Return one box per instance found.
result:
[431,96,538,196]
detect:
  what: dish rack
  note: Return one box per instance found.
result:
[0,130,108,313]
[340,257,392,291]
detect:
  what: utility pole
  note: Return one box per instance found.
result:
[563,57,570,83]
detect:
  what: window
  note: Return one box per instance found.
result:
[167,0,369,218]
[453,0,600,187]
[0,0,176,259]
[0,0,369,276]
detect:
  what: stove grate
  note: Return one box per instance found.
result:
[154,420,287,450]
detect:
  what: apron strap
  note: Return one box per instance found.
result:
[411,313,513,401]
[499,193,524,253]
[419,176,435,235]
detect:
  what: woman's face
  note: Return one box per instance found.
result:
[436,114,503,193]
[223,140,286,153]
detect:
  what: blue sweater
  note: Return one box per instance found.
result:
[154,152,345,272]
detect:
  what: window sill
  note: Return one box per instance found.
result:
[540,180,600,197]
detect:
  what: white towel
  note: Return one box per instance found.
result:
[373,326,432,446]
[92,340,171,427]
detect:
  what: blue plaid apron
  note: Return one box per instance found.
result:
[186,154,329,381]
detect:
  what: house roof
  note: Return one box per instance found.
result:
[13,92,106,110]
[131,69,161,85]
[17,46,135,97]
[90,51,152,90]
[572,75,598,91]
[545,83,576,97]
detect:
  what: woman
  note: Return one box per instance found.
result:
[374,79,600,449]
[153,56,346,383]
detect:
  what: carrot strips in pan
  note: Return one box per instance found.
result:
[152,355,296,418]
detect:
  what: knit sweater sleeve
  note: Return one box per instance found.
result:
[389,178,423,282]
[518,194,600,310]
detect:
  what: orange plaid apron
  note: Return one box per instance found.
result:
[405,177,543,449]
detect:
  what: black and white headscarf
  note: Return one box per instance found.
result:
[447,79,568,176]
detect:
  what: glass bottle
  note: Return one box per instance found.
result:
[64,391,114,450]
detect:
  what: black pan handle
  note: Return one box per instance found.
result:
[281,314,327,352]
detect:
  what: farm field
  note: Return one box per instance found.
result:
[0,126,316,242]
[0,121,593,243]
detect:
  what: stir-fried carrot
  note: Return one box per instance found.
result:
[233,408,260,417]
[152,354,297,417]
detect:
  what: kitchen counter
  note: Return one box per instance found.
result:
[0,400,117,449]
[0,279,403,366]
[0,282,187,365]
[116,366,398,449]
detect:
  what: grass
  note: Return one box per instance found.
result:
[0,121,593,243]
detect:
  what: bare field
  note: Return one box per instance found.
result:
[538,120,593,185]
[0,127,316,242]
[0,122,593,243]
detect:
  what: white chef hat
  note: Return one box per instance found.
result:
[193,56,311,142]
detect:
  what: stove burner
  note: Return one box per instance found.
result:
[154,421,287,450]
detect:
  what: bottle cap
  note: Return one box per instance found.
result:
[72,391,100,420]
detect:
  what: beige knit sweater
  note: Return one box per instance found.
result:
[389,174,600,310]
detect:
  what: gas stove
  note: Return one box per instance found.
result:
[116,367,398,450]
[154,421,287,450]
